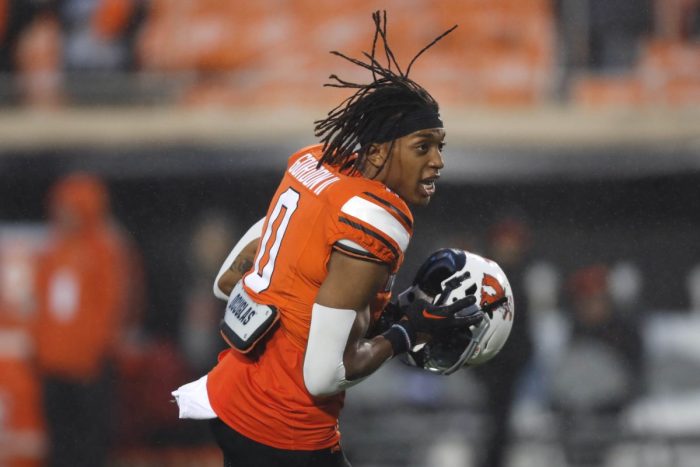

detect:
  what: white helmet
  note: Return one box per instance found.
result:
[399,248,514,375]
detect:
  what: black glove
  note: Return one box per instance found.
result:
[381,295,484,356]
[369,300,403,337]
[403,295,483,334]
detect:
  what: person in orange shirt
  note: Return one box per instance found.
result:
[33,173,130,467]
[173,12,484,467]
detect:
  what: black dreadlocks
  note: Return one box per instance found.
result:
[314,10,457,174]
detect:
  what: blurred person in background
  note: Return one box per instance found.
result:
[0,0,146,106]
[0,0,62,106]
[32,173,134,467]
[0,0,53,72]
[586,0,653,70]
[550,264,644,467]
[59,0,147,72]
[0,227,49,467]
[555,0,653,93]
[179,211,236,376]
[473,216,534,467]
[655,0,700,39]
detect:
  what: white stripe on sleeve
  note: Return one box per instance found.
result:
[340,196,410,253]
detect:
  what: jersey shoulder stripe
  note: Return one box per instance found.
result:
[338,215,400,259]
[335,238,370,254]
[332,240,382,263]
[340,195,410,253]
[361,191,413,230]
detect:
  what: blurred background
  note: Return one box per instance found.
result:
[0,0,699,466]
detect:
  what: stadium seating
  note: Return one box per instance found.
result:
[7,0,699,108]
[573,39,700,108]
[135,0,556,108]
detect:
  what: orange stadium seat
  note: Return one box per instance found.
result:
[93,0,136,40]
[427,0,555,106]
[289,1,435,74]
[572,75,647,108]
[663,77,700,107]
[158,0,556,108]
[639,39,700,79]
[402,0,552,106]
[637,39,700,106]
[572,39,700,108]
[138,0,281,71]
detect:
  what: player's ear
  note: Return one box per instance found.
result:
[365,143,390,169]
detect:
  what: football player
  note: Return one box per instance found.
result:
[173,11,483,467]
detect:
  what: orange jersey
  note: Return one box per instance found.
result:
[33,174,131,381]
[33,229,129,380]
[207,144,413,450]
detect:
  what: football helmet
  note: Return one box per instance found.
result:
[399,248,514,375]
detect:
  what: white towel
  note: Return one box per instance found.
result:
[171,375,217,419]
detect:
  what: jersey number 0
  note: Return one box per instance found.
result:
[244,187,300,293]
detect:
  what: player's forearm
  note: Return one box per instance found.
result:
[304,251,394,396]
[213,217,265,300]
[343,336,395,381]
[216,239,258,296]
[304,302,401,396]
[305,303,397,396]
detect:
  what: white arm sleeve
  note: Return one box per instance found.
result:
[303,303,367,397]
[212,217,266,301]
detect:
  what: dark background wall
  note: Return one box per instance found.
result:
[3,146,698,338]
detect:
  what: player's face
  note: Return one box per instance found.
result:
[380,128,446,206]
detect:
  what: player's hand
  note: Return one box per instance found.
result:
[368,300,403,337]
[379,291,484,355]
[402,295,483,334]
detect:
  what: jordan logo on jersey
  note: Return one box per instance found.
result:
[288,153,340,194]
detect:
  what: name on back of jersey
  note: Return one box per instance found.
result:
[288,153,340,195]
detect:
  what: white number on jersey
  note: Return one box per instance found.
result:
[244,187,300,293]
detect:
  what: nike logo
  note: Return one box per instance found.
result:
[422,309,447,320]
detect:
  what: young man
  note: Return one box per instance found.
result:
[173,12,483,467]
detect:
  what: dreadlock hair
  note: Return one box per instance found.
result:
[314,10,457,175]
